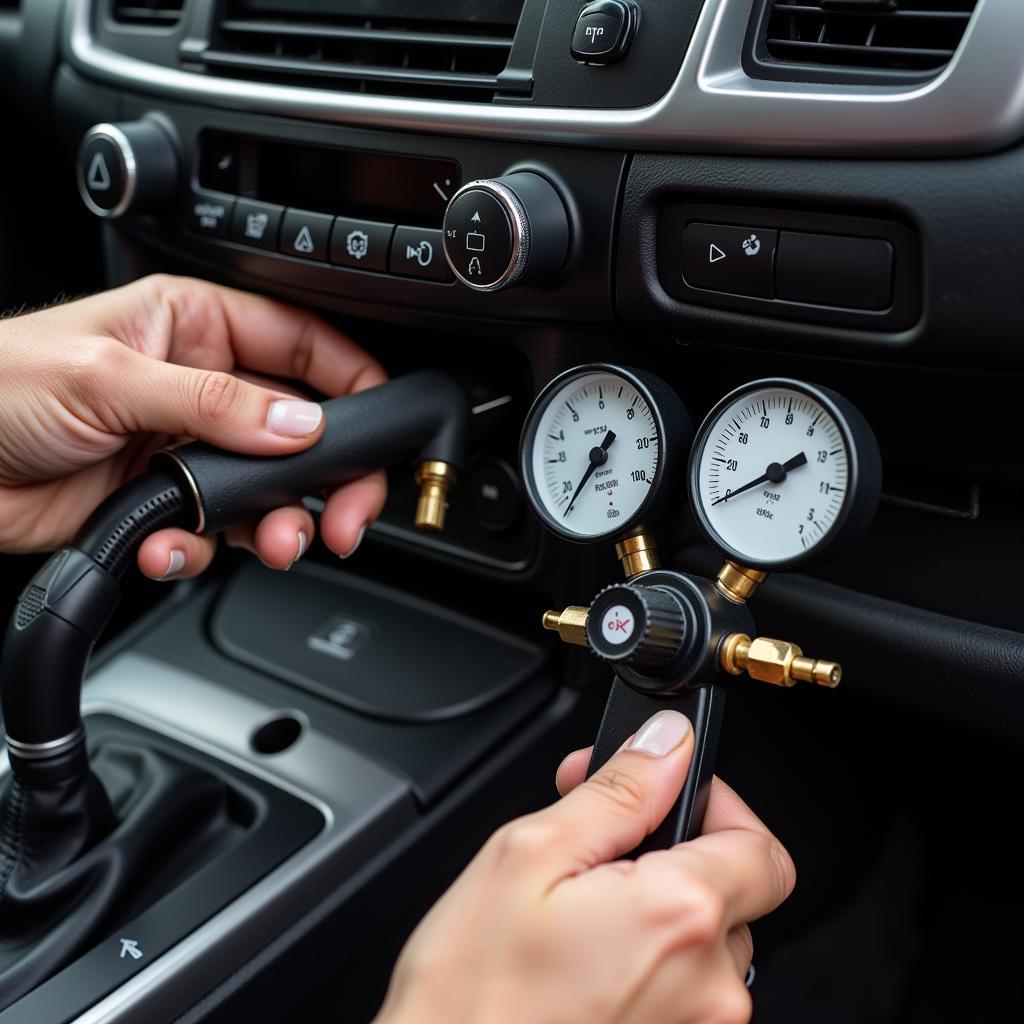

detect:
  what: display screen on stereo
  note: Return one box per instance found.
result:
[198,133,462,228]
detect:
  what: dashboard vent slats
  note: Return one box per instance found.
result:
[761,0,978,76]
[192,1,526,102]
[111,0,186,28]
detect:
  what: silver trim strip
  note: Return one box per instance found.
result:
[5,725,85,760]
[68,0,1024,156]
[75,123,138,220]
[157,449,206,534]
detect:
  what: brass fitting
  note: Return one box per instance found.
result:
[615,534,660,580]
[414,460,458,532]
[720,633,842,689]
[715,561,768,604]
[541,606,589,647]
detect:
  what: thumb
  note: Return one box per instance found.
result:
[115,348,325,455]
[537,710,694,880]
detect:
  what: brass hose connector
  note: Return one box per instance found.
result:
[541,606,589,647]
[414,460,458,531]
[720,633,842,689]
[715,562,768,604]
[615,534,660,580]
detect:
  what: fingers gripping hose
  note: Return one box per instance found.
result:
[1,371,472,783]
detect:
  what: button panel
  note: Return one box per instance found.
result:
[682,223,777,299]
[182,191,453,284]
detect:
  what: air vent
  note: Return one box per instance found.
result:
[753,0,978,81]
[191,0,527,102]
[112,0,185,27]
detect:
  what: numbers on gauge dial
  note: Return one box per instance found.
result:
[697,387,849,564]
[531,372,660,538]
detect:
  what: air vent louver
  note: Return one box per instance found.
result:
[759,0,978,78]
[192,0,527,102]
[112,0,185,27]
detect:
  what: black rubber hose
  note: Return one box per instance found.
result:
[1,469,192,780]
[162,369,467,534]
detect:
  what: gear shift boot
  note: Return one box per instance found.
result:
[0,716,323,1016]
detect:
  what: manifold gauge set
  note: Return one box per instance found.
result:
[519,363,881,849]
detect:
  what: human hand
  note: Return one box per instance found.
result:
[0,274,386,577]
[376,711,795,1024]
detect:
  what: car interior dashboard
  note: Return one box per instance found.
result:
[0,0,1023,1021]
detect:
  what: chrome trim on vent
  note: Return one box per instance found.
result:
[68,0,1024,155]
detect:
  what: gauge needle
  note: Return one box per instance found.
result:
[564,431,617,517]
[711,452,808,506]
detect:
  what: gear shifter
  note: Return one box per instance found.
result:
[0,369,479,1008]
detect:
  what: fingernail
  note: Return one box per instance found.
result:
[628,710,692,757]
[266,400,323,438]
[159,549,187,581]
[339,524,367,560]
[288,530,308,570]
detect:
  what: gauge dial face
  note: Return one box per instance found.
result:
[693,385,851,567]
[525,370,661,540]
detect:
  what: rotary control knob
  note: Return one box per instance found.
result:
[442,172,570,292]
[77,119,178,220]
[585,583,688,670]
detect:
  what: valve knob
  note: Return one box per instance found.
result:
[77,119,178,219]
[585,583,687,670]
[442,172,570,292]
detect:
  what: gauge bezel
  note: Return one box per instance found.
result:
[687,378,880,572]
[520,363,688,544]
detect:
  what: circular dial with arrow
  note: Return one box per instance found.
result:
[521,366,681,542]
[689,379,881,570]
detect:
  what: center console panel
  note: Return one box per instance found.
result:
[0,564,561,1022]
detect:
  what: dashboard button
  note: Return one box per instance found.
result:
[79,135,128,216]
[188,192,234,239]
[231,199,283,251]
[469,459,523,532]
[682,223,777,299]
[331,217,394,272]
[776,232,893,310]
[391,227,452,281]
[570,0,640,65]
[280,209,333,261]
[443,188,514,287]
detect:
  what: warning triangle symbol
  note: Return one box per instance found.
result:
[293,225,315,254]
[708,243,726,264]
[471,211,481,223]
[87,153,111,192]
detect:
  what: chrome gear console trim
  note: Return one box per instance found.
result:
[67,0,1024,156]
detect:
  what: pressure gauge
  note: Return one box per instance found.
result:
[689,379,880,571]
[521,364,692,543]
